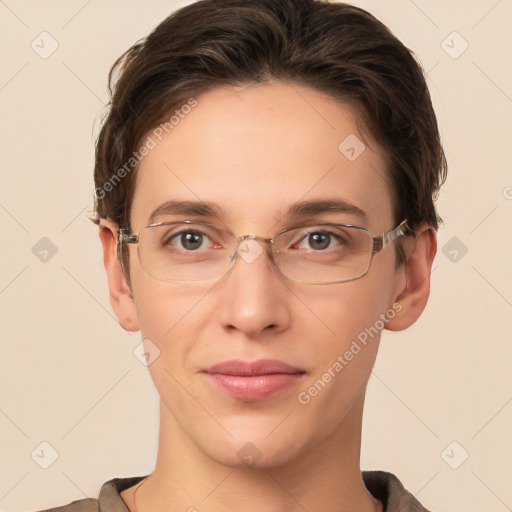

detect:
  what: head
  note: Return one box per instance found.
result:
[92,0,446,468]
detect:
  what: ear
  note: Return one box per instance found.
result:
[98,220,139,332]
[385,224,437,331]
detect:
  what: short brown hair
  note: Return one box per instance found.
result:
[90,0,447,282]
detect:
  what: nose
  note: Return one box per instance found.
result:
[215,237,291,339]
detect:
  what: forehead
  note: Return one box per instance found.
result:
[131,82,394,232]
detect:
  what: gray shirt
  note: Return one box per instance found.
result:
[34,471,432,512]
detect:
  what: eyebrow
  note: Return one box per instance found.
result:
[149,200,227,224]
[285,198,368,223]
[148,198,368,224]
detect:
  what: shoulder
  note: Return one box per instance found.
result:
[30,475,147,512]
[30,498,99,512]
[362,470,434,512]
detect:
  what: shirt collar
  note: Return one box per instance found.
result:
[97,471,430,512]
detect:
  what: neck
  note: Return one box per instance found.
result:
[130,393,381,512]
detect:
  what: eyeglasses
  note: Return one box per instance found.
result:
[117,219,408,285]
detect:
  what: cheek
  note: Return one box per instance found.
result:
[293,283,392,430]
[131,276,209,370]
[310,291,383,368]
[311,275,393,351]
[297,267,397,387]
[132,266,202,330]
[132,281,208,405]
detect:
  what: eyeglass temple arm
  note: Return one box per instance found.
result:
[372,219,409,253]
[116,229,139,267]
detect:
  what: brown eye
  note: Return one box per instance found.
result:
[163,229,211,251]
[294,230,345,251]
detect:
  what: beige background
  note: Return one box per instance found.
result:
[0,0,511,511]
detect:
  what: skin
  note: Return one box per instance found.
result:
[99,81,436,512]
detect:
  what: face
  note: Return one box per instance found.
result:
[111,82,410,468]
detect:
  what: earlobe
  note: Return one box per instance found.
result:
[385,225,437,332]
[98,221,139,332]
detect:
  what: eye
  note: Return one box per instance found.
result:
[290,228,350,252]
[299,231,343,251]
[162,228,217,252]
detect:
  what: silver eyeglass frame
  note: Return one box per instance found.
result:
[117,218,409,285]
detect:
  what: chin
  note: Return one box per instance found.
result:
[196,427,311,470]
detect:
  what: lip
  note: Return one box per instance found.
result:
[204,359,304,376]
[203,359,306,401]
